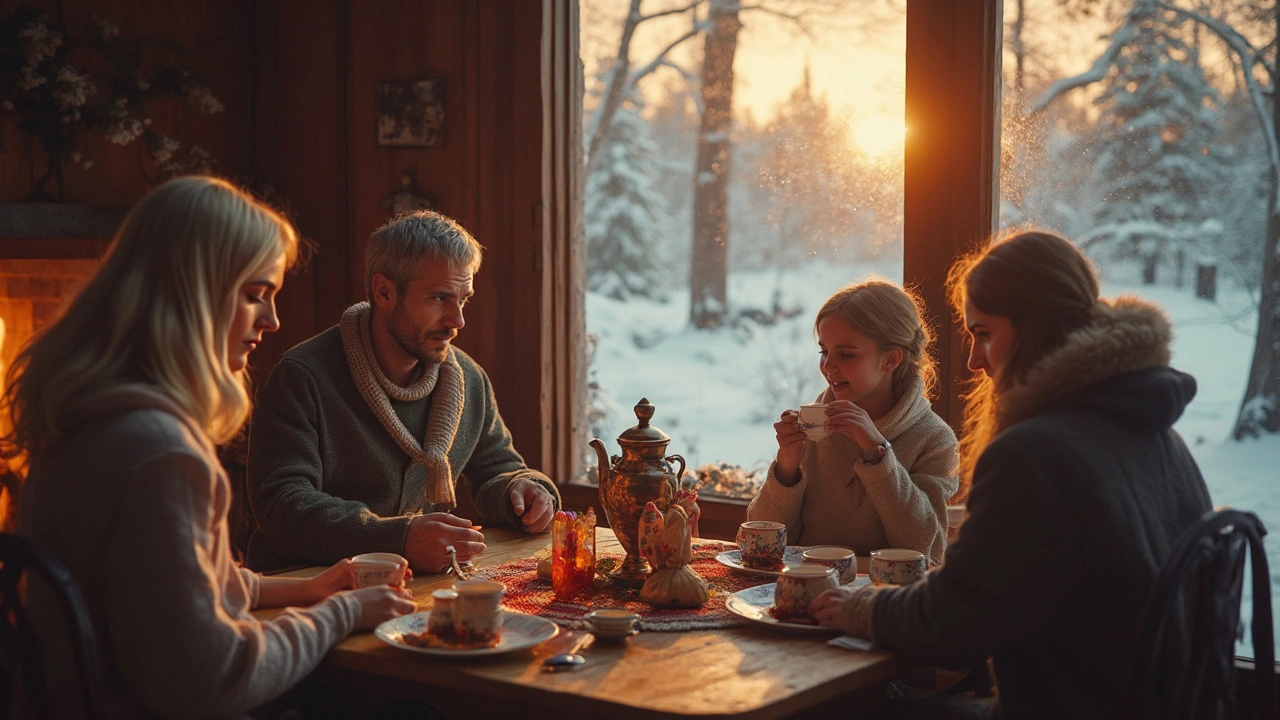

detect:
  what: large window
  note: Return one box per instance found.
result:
[999,0,1279,660]
[580,1,906,500]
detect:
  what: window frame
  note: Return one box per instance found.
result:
[544,0,1002,538]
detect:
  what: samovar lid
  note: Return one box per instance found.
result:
[617,398,671,445]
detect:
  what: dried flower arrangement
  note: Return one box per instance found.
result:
[0,8,222,200]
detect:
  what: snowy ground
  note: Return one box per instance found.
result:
[588,257,1279,657]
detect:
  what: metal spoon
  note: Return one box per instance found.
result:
[445,545,472,580]
[541,633,593,672]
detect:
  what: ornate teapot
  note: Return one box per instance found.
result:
[590,398,686,588]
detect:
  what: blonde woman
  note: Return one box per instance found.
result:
[9,177,415,719]
[746,280,959,565]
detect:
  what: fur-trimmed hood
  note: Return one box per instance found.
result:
[996,295,1182,432]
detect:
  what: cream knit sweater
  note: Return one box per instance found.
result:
[745,377,959,565]
[19,385,361,719]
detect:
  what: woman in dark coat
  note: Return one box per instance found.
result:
[811,231,1212,720]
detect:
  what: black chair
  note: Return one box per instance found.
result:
[1121,508,1275,720]
[0,533,105,720]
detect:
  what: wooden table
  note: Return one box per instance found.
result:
[262,529,913,719]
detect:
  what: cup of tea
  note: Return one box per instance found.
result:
[352,552,409,588]
[427,588,458,639]
[737,520,787,570]
[802,546,856,584]
[773,564,838,622]
[869,549,927,586]
[797,404,830,442]
[946,504,968,544]
[453,580,505,645]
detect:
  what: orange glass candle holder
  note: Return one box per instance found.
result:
[552,507,596,600]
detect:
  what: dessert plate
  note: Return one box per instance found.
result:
[375,610,559,657]
[725,580,868,634]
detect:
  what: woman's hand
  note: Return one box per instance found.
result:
[822,400,884,453]
[774,409,807,486]
[347,585,417,630]
[302,559,357,603]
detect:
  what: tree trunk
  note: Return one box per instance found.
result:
[1233,168,1280,437]
[586,0,643,176]
[1231,7,1280,438]
[689,0,741,329]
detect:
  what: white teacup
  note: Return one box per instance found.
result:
[428,588,458,638]
[773,564,838,622]
[801,546,856,584]
[869,549,927,586]
[946,504,968,544]
[737,520,787,570]
[797,404,829,442]
[352,552,408,588]
[453,580,505,645]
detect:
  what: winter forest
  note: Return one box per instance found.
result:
[580,0,1278,656]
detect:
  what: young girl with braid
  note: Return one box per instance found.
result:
[746,280,960,565]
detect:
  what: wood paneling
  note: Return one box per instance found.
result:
[248,0,349,375]
[0,0,255,206]
[1,1,556,471]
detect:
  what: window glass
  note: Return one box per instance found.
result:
[580,1,906,499]
[1000,0,1278,659]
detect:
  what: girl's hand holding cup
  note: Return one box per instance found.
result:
[822,400,884,453]
[774,409,807,486]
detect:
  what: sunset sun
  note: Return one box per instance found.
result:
[853,114,906,157]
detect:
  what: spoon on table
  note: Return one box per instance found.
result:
[541,633,594,672]
[445,545,472,580]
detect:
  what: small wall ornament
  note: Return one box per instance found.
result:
[376,78,444,148]
[381,168,432,217]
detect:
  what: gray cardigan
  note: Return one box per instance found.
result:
[19,385,360,720]
[246,327,559,571]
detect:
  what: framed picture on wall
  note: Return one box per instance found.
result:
[376,78,445,147]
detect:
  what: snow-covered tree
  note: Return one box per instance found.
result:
[1086,3,1223,284]
[585,102,672,301]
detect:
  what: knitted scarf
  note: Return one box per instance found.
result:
[340,302,465,510]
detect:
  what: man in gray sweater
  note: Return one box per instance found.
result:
[246,211,560,573]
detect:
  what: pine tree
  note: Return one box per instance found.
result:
[585,101,672,301]
[1087,4,1222,284]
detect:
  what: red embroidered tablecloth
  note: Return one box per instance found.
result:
[473,540,767,632]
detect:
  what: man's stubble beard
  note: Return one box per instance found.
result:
[388,304,452,366]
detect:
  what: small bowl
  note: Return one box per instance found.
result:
[585,609,639,639]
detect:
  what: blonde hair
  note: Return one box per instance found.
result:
[365,210,483,300]
[1,176,299,459]
[946,230,1101,499]
[814,279,938,401]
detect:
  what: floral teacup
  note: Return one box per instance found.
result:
[352,552,408,588]
[801,546,856,584]
[453,580,505,645]
[737,520,787,570]
[869,549,927,586]
[773,564,838,622]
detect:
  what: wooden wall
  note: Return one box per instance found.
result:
[0,0,553,471]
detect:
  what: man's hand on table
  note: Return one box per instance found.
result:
[405,512,486,572]
[509,478,555,533]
